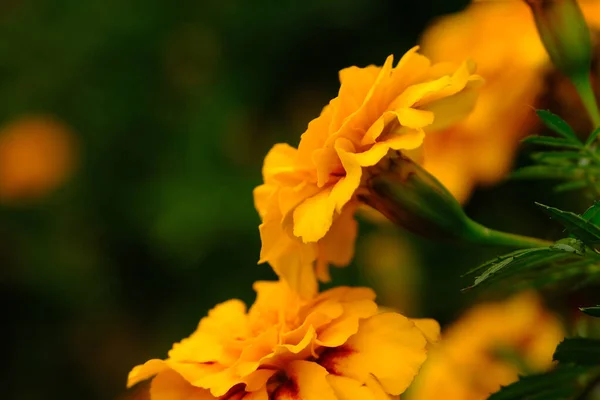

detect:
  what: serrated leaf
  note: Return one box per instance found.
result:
[522,135,582,149]
[464,245,579,290]
[511,165,586,180]
[553,338,600,366]
[585,126,600,147]
[464,248,552,275]
[579,305,600,317]
[536,110,581,144]
[536,203,600,245]
[488,366,586,400]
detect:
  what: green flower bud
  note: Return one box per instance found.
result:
[525,0,592,79]
[359,151,550,248]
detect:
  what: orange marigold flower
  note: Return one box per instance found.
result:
[254,47,482,298]
[0,115,77,203]
[408,292,564,400]
[420,0,600,203]
[128,280,440,400]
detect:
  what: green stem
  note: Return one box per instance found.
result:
[572,73,600,128]
[463,219,553,248]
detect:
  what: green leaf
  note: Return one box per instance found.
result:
[581,201,600,225]
[536,110,581,144]
[536,203,600,245]
[511,165,586,180]
[531,151,585,165]
[585,126,600,147]
[488,366,586,400]
[553,338,600,366]
[527,258,600,289]
[522,135,582,149]
[554,180,589,192]
[463,243,580,290]
[579,305,600,317]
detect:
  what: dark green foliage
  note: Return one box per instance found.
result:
[513,111,600,196]
[579,306,600,317]
[488,366,587,400]
[554,338,600,366]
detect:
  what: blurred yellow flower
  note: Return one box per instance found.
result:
[408,292,564,400]
[128,280,440,400]
[254,47,482,298]
[420,0,600,203]
[0,115,77,202]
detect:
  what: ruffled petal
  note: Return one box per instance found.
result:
[151,369,215,400]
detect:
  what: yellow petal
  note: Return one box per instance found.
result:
[262,143,298,183]
[253,184,274,218]
[197,299,248,338]
[391,77,451,109]
[242,369,278,392]
[320,313,428,396]
[316,203,359,272]
[292,187,335,243]
[297,102,335,162]
[382,129,425,152]
[243,386,269,400]
[277,360,337,400]
[151,369,215,400]
[266,240,319,299]
[348,313,427,394]
[326,375,377,400]
[421,79,481,132]
[410,318,441,345]
[329,138,361,213]
[258,215,293,264]
[128,359,168,388]
[316,298,378,347]
[395,108,434,129]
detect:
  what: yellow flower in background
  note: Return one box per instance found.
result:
[408,292,564,400]
[0,115,77,203]
[128,280,440,400]
[254,47,482,298]
[420,0,600,203]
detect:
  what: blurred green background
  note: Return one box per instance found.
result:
[0,1,585,399]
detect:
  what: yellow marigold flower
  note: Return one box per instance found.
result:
[254,47,482,297]
[420,0,600,203]
[408,292,564,400]
[128,280,440,400]
[0,115,77,203]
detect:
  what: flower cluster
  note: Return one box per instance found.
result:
[254,47,482,297]
[420,0,600,202]
[128,281,439,400]
[408,293,564,400]
[126,1,595,397]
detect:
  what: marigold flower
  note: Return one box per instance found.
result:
[408,292,564,400]
[128,280,440,400]
[254,47,482,297]
[420,0,600,202]
[0,115,77,202]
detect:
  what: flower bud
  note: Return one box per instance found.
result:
[359,151,471,240]
[359,151,550,248]
[525,0,592,79]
